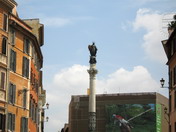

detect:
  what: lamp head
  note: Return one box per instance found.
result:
[160,78,165,88]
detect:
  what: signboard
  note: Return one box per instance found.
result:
[105,104,156,132]
[156,104,162,132]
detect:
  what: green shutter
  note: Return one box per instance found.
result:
[25,118,28,132]
[21,117,24,132]
[26,58,29,78]
[10,50,13,70]
[8,83,12,103]
[23,90,27,108]
[12,84,16,104]
[12,114,15,131]
[7,113,11,130]
[14,51,16,72]
[22,57,25,77]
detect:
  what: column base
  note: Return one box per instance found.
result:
[89,112,96,132]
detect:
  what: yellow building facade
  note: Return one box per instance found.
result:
[0,0,46,132]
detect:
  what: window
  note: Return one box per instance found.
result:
[8,83,16,104]
[21,117,28,132]
[169,95,171,112]
[175,91,176,109]
[0,114,5,131]
[2,37,7,55]
[35,107,38,122]
[29,98,32,118]
[32,103,35,121]
[23,89,27,108]
[0,72,5,89]
[169,71,173,88]
[22,57,29,78]
[7,113,15,131]
[10,49,16,72]
[3,14,8,31]
[24,38,30,54]
[174,66,176,85]
[10,28,15,45]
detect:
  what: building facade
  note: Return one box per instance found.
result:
[162,28,176,132]
[0,0,46,132]
[68,92,168,132]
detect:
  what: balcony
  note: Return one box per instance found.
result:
[0,54,7,65]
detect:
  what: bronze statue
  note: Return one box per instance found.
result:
[88,42,98,64]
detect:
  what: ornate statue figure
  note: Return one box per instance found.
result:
[88,42,98,64]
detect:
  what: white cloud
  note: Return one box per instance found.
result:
[44,64,166,131]
[40,16,94,28]
[41,17,72,27]
[132,8,167,63]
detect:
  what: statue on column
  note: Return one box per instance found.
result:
[88,42,98,64]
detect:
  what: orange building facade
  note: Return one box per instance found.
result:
[0,0,46,132]
[162,28,176,132]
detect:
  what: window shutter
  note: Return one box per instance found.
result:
[25,118,28,132]
[7,113,11,130]
[12,114,15,131]
[14,51,16,72]
[21,117,24,132]
[174,66,176,84]
[10,50,13,70]
[11,29,15,45]
[3,14,7,31]
[12,85,16,104]
[1,72,5,89]
[23,90,27,108]
[26,58,29,78]
[22,57,25,76]
[8,83,13,103]
[10,50,16,72]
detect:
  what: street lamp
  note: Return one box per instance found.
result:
[45,116,49,122]
[46,102,49,109]
[160,78,165,88]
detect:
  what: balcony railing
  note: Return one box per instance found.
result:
[0,54,7,65]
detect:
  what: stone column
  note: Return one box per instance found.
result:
[87,43,98,132]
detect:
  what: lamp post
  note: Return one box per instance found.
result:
[160,78,170,132]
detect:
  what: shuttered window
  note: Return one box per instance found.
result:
[10,28,15,45]
[0,72,5,89]
[21,117,28,132]
[7,113,15,131]
[174,66,176,85]
[22,57,29,78]
[3,14,8,31]
[23,89,27,108]
[0,114,5,131]
[29,98,32,118]
[10,49,16,72]
[8,83,16,104]
[2,37,7,55]
[24,38,30,54]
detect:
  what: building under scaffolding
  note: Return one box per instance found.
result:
[67,92,168,132]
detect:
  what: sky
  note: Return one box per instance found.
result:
[15,0,176,131]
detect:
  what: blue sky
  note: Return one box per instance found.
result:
[15,0,175,131]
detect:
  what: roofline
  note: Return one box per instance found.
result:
[0,0,16,9]
[71,92,161,98]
